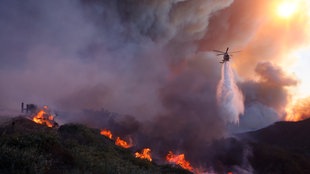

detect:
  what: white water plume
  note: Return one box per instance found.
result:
[217,62,244,124]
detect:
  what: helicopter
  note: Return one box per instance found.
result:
[213,47,240,63]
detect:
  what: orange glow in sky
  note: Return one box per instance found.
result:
[232,0,310,121]
[276,1,298,18]
[274,0,310,120]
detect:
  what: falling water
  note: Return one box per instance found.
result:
[217,62,244,124]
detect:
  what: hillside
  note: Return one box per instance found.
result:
[0,116,191,174]
[239,118,310,174]
[241,118,310,150]
[194,119,310,174]
[1,116,310,174]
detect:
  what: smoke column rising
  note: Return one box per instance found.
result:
[217,62,244,124]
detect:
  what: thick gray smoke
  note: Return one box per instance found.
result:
[0,0,233,119]
[0,0,299,171]
[217,62,244,124]
[0,0,234,161]
[233,62,298,132]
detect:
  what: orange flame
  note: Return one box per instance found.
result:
[166,151,193,171]
[99,129,133,148]
[100,129,113,139]
[115,137,133,148]
[135,148,152,162]
[32,106,55,128]
[286,97,310,121]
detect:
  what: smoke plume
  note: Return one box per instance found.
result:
[0,0,307,171]
[217,62,244,124]
[229,62,298,132]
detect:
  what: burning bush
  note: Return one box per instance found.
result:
[100,129,112,139]
[100,128,133,148]
[135,148,152,162]
[166,151,193,171]
[31,106,58,128]
[115,137,133,148]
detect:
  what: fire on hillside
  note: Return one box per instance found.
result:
[99,128,198,172]
[135,148,152,162]
[21,103,58,128]
[166,151,193,172]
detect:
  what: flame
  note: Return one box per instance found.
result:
[166,151,193,171]
[115,137,133,148]
[100,129,133,148]
[135,148,152,162]
[32,106,55,128]
[100,129,113,139]
[286,97,310,121]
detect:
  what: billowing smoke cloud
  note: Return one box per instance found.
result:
[0,0,305,170]
[200,0,310,76]
[245,62,297,114]
[217,62,244,124]
[199,0,307,130]
[0,0,233,119]
[234,62,298,132]
[0,0,234,160]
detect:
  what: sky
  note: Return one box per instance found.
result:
[290,46,310,98]
[1,0,310,169]
[0,0,309,123]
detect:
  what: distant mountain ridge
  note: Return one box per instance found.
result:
[241,118,310,151]
[238,118,310,174]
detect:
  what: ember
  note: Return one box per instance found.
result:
[100,129,112,139]
[32,105,57,128]
[166,151,193,171]
[115,137,133,148]
[135,148,152,162]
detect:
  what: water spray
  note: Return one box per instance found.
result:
[217,62,244,124]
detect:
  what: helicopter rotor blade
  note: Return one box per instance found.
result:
[213,50,225,53]
[229,51,241,53]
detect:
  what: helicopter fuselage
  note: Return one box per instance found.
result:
[219,53,230,63]
[214,47,240,64]
[223,53,230,61]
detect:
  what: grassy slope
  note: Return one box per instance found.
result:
[0,117,191,174]
[2,116,309,174]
